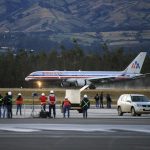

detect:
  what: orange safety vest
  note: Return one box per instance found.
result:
[63,99,71,107]
[40,96,47,105]
[16,97,23,105]
[49,96,55,105]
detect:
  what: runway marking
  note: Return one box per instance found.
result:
[0,124,150,133]
[0,127,40,132]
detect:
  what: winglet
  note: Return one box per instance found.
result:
[124,52,147,74]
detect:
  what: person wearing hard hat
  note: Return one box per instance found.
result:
[48,90,56,118]
[0,94,3,118]
[7,91,13,118]
[16,93,23,115]
[62,97,71,118]
[80,94,90,119]
[39,93,47,111]
[3,93,8,118]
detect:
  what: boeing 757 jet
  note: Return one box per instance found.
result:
[25,52,148,88]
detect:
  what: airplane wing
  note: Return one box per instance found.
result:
[88,73,149,84]
[88,75,118,83]
[129,73,150,79]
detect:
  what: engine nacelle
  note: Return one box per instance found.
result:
[61,81,71,87]
[61,79,77,87]
[75,79,91,87]
[63,79,92,87]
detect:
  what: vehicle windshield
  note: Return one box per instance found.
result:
[131,96,150,102]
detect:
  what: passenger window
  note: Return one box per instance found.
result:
[126,95,131,102]
[122,95,126,101]
[120,95,124,101]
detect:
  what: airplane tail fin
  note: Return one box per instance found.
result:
[124,52,147,74]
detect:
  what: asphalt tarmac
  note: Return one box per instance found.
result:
[0,131,149,150]
[0,109,150,150]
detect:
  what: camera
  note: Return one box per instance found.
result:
[32,93,38,97]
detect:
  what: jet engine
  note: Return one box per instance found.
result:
[61,81,71,87]
[75,79,91,87]
[62,79,93,87]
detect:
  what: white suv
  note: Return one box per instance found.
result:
[117,94,150,116]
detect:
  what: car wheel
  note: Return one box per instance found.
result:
[118,107,123,116]
[137,114,141,116]
[131,107,136,116]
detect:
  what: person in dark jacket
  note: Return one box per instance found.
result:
[0,94,3,118]
[81,94,90,119]
[94,93,99,108]
[106,94,112,108]
[100,92,104,108]
[7,91,13,118]
[3,93,8,118]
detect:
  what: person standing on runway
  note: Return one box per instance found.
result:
[16,93,23,115]
[94,93,100,108]
[0,94,3,118]
[100,92,104,108]
[62,97,71,118]
[48,90,56,118]
[81,94,90,119]
[39,93,47,111]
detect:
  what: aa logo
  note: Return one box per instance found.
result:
[131,61,140,69]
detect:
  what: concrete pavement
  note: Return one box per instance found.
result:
[12,105,118,118]
[1,104,150,119]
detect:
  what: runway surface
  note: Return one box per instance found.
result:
[1,108,150,150]
[6,106,150,119]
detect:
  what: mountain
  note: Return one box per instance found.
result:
[0,0,150,52]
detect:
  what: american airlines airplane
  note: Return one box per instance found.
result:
[25,52,148,88]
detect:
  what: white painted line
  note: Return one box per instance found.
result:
[0,124,150,133]
[0,127,40,132]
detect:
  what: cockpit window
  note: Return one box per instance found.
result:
[131,96,150,102]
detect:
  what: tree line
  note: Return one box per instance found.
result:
[0,45,149,88]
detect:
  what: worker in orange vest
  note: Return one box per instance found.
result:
[39,93,47,111]
[48,90,56,118]
[16,93,23,115]
[62,97,71,118]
